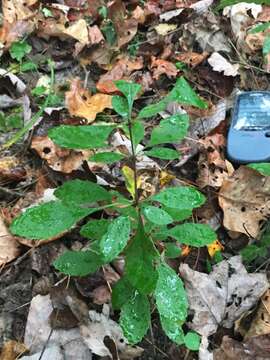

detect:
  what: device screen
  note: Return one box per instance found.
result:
[234,93,270,130]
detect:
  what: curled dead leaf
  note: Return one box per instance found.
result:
[66,78,112,122]
[175,51,208,67]
[31,135,91,173]
[208,52,239,76]
[96,57,143,94]
[0,340,27,360]
[2,0,36,23]
[151,56,178,79]
[0,156,27,181]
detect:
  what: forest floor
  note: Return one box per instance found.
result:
[0,1,270,359]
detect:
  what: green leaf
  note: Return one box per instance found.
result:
[168,223,216,247]
[125,222,158,294]
[263,35,270,55]
[165,243,182,259]
[55,179,111,205]
[249,22,270,34]
[152,186,205,210]
[100,216,131,262]
[155,263,188,323]
[240,244,267,263]
[144,147,180,160]
[80,219,110,240]
[42,7,53,17]
[10,40,32,62]
[248,163,270,176]
[112,96,129,118]
[53,249,102,276]
[143,206,173,225]
[20,61,37,72]
[149,115,189,146]
[10,201,93,240]
[160,316,185,345]
[31,86,47,97]
[48,125,115,149]
[112,277,135,310]
[123,120,144,147]
[184,332,201,351]
[120,292,150,344]
[89,152,125,164]
[169,77,207,109]
[137,99,167,119]
[163,207,192,221]
[101,20,117,46]
[114,80,142,112]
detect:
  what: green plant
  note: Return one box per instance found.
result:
[9,39,37,72]
[10,77,214,349]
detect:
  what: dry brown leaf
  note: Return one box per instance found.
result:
[0,216,20,266]
[66,78,112,122]
[175,51,208,67]
[151,56,178,79]
[257,5,270,21]
[2,0,35,23]
[96,57,143,94]
[132,6,146,24]
[31,135,91,173]
[219,166,270,237]
[245,31,266,52]
[0,20,35,48]
[0,340,27,360]
[245,290,270,338]
[0,156,27,181]
[88,25,104,45]
[213,335,270,360]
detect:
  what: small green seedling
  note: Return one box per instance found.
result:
[10,77,211,348]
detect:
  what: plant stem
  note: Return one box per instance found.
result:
[127,113,139,206]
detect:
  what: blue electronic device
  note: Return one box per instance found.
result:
[227,91,270,163]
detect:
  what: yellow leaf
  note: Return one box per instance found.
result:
[181,245,191,257]
[159,171,175,187]
[154,23,177,36]
[122,166,142,200]
[207,239,224,258]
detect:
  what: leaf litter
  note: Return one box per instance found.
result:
[0,0,270,359]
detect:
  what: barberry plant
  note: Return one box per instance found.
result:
[10,77,216,349]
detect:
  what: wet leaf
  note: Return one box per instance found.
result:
[123,121,144,147]
[89,152,125,164]
[152,187,206,210]
[112,95,129,118]
[165,243,182,259]
[125,222,158,294]
[137,99,167,119]
[155,263,188,323]
[112,277,135,310]
[80,219,110,240]
[169,77,207,109]
[163,207,192,221]
[149,115,189,146]
[160,316,185,345]
[120,292,150,345]
[184,332,201,350]
[10,201,94,240]
[168,223,216,247]
[100,216,131,262]
[54,249,102,276]
[48,125,115,149]
[115,80,141,112]
[248,162,270,176]
[144,147,180,160]
[55,179,111,205]
[143,206,173,225]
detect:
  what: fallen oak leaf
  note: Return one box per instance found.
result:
[151,56,178,80]
[179,256,268,337]
[66,78,112,122]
